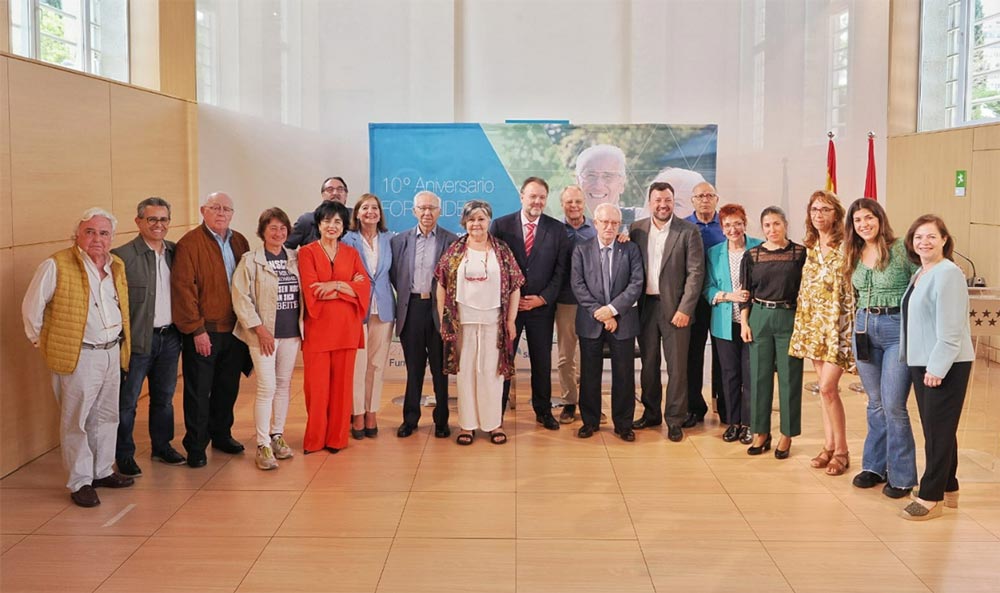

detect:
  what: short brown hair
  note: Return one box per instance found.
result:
[350,193,388,233]
[256,207,292,240]
[520,176,549,193]
[905,214,955,265]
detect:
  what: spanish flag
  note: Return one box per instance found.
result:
[825,134,837,193]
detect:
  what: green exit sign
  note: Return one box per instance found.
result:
[955,170,966,197]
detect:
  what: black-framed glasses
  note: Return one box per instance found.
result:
[144,217,170,225]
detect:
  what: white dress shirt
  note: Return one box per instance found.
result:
[645,216,672,295]
[147,240,173,328]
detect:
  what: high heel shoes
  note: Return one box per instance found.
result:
[774,436,792,459]
[747,434,772,456]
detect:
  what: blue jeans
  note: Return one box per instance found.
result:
[854,311,917,488]
[116,328,182,460]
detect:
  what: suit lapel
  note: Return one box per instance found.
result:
[660,224,681,276]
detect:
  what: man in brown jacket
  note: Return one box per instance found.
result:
[172,192,251,467]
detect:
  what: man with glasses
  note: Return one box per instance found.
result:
[286,177,349,248]
[389,191,458,438]
[172,192,250,467]
[575,144,642,226]
[571,204,644,441]
[683,181,727,428]
[111,197,186,477]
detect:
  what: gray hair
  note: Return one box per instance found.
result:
[72,207,118,239]
[575,144,626,177]
[200,191,233,206]
[136,197,172,218]
[560,184,584,200]
[593,203,622,220]
[412,190,441,207]
[460,200,492,226]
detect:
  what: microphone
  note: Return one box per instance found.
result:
[954,251,986,287]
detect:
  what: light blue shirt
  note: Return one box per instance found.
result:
[208,227,236,284]
[411,226,438,294]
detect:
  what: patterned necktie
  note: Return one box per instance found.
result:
[524,222,536,256]
[601,246,612,303]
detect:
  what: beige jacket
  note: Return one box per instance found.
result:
[232,246,303,348]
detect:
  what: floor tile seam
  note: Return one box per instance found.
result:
[87,530,156,593]
[752,539,808,593]
[605,457,641,542]
[233,482,313,593]
[701,451,762,539]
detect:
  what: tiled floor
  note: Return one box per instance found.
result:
[2,361,998,593]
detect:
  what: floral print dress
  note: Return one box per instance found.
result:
[789,244,855,372]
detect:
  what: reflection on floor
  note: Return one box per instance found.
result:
[2,361,998,593]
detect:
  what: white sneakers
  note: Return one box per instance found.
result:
[271,434,294,459]
[256,434,294,471]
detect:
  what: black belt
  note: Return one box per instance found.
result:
[411,292,431,300]
[861,306,900,315]
[153,325,175,335]
[753,298,795,310]
[82,337,123,350]
[644,294,660,300]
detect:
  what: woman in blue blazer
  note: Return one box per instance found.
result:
[341,194,396,439]
[899,215,975,521]
[703,204,763,445]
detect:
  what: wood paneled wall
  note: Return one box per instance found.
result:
[0,55,198,476]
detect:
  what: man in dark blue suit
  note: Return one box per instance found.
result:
[490,177,571,429]
[571,204,645,441]
[389,191,458,438]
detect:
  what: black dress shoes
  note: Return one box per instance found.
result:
[92,472,135,488]
[681,412,705,429]
[747,434,772,455]
[187,452,207,468]
[537,414,560,430]
[722,424,740,442]
[435,425,452,438]
[71,485,100,507]
[852,470,887,488]
[151,446,187,466]
[632,417,662,430]
[397,423,416,438]
[738,425,753,445]
[882,484,913,499]
[364,427,379,438]
[577,424,598,439]
[667,425,683,442]
[116,457,142,477]
[615,428,636,442]
[211,437,245,454]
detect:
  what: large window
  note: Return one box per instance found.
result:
[920,0,1000,130]
[8,0,129,83]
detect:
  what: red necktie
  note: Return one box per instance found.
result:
[525,222,536,256]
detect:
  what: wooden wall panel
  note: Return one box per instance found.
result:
[110,85,192,224]
[0,58,12,249]
[972,123,1000,151]
[888,0,919,136]
[158,0,197,101]
[970,150,1000,225]
[0,0,9,54]
[8,60,113,246]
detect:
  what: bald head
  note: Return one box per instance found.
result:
[201,191,235,235]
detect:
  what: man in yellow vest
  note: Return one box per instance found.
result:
[22,207,134,508]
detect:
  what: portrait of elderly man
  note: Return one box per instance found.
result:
[574,144,643,227]
[22,207,135,508]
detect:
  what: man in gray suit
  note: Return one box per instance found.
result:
[571,204,645,441]
[629,181,705,442]
[389,191,458,438]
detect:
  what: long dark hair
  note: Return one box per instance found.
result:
[844,198,895,283]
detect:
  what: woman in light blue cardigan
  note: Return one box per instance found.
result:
[899,214,975,521]
[341,194,396,439]
[703,204,763,445]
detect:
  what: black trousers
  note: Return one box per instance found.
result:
[502,306,556,416]
[637,297,690,426]
[579,332,636,432]
[687,298,724,419]
[399,296,450,428]
[181,331,248,456]
[715,323,751,426]
[911,361,971,501]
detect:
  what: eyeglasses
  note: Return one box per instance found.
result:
[810,206,835,215]
[144,217,171,225]
[580,171,624,184]
[692,193,718,201]
[414,205,440,212]
[322,187,348,194]
[463,252,489,282]
[594,219,622,227]
[722,221,746,230]
[205,205,234,214]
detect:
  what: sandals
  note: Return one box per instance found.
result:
[825,451,851,476]
[456,431,475,446]
[489,431,508,445]
[810,448,834,468]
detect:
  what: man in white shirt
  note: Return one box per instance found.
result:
[22,207,135,507]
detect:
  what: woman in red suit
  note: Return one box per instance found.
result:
[298,200,371,453]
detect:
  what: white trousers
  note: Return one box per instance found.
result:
[52,347,120,492]
[352,318,394,415]
[456,323,503,431]
[249,337,301,447]
[555,303,580,404]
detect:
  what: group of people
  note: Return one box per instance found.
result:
[22,166,975,523]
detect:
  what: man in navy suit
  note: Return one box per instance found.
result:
[389,191,458,438]
[285,177,349,249]
[490,177,571,429]
[571,204,645,441]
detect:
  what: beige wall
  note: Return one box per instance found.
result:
[0,55,198,476]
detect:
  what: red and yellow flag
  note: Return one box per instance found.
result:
[825,135,837,193]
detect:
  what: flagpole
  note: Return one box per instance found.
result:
[808,131,839,395]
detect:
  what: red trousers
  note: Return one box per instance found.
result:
[303,349,357,452]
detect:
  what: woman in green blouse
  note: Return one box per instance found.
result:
[843,199,918,498]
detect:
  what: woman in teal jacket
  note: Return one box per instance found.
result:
[703,204,763,444]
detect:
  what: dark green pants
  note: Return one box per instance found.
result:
[748,307,803,437]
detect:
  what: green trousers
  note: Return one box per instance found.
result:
[748,307,803,437]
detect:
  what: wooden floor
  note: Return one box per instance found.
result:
[2,362,999,593]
